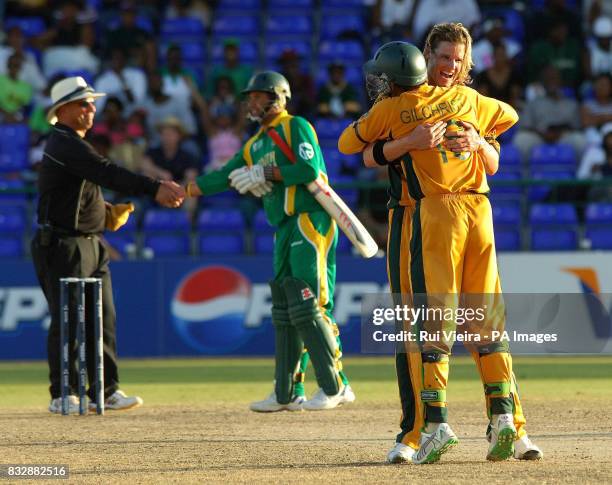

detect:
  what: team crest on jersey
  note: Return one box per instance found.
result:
[301,287,314,300]
[298,142,314,160]
[252,140,263,151]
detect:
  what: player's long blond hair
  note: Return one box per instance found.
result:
[423,22,474,86]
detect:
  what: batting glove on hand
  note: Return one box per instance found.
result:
[249,181,273,198]
[229,165,267,194]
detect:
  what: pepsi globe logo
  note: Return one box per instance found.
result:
[172,266,252,353]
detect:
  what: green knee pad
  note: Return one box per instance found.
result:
[283,277,340,397]
[270,280,303,404]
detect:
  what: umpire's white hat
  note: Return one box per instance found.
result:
[47,76,106,125]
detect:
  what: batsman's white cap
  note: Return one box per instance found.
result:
[47,76,106,125]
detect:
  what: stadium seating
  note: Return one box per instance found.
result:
[499,143,521,167]
[0,124,30,173]
[253,233,274,254]
[142,209,191,256]
[103,233,137,258]
[212,15,260,38]
[197,208,245,231]
[320,16,366,40]
[584,203,612,250]
[143,209,191,231]
[143,234,191,256]
[318,40,364,66]
[493,201,522,251]
[0,206,27,233]
[4,17,46,37]
[0,236,23,258]
[528,170,574,202]
[315,117,353,146]
[216,0,262,13]
[529,143,576,171]
[211,41,258,64]
[253,209,274,233]
[265,15,313,39]
[530,203,578,251]
[494,229,521,251]
[161,17,205,41]
[200,233,244,254]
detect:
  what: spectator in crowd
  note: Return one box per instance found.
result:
[35,0,99,77]
[371,0,418,42]
[514,65,586,163]
[205,38,253,98]
[527,18,582,89]
[584,0,612,31]
[104,0,156,71]
[317,61,362,119]
[0,25,46,93]
[95,48,147,114]
[141,116,200,215]
[201,102,244,172]
[472,17,522,74]
[584,16,612,80]
[206,75,238,118]
[581,73,612,146]
[577,122,612,181]
[474,43,523,108]
[165,0,212,29]
[91,97,146,173]
[278,49,316,118]
[160,44,205,143]
[527,0,582,43]
[139,70,187,147]
[412,0,481,46]
[0,53,34,123]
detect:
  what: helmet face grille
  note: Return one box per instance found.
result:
[366,72,391,102]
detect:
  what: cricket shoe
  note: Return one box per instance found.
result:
[89,390,143,411]
[386,442,416,464]
[340,384,356,404]
[302,386,346,410]
[249,393,304,412]
[412,423,459,464]
[487,413,517,461]
[513,435,543,460]
[49,395,79,414]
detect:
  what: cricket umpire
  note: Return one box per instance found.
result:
[31,76,184,414]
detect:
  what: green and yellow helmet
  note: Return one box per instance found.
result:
[364,41,427,101]
[242,71,291,106]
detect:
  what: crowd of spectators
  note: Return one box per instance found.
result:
[0,0,611,253]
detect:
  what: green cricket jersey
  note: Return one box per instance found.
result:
[195,110,328,226]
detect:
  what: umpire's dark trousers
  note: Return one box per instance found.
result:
[31,231,119,401]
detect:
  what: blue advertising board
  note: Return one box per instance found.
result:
[0,256,389,360]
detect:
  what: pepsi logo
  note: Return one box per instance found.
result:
[172,266,253,353]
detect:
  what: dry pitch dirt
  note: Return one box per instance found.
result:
[3,396,612,484]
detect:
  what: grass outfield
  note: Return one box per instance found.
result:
[2,355,612,407]
[2,355,612,483]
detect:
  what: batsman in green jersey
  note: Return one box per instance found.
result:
[186,71,354,411]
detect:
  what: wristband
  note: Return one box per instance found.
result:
[264,166,276,181]
[373,140,390,166]
[186,182,193,198]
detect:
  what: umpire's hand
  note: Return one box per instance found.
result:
[155,180,185,208]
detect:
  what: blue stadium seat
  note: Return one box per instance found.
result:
[202,190,240,208]
[336,233,352,254]
[103,233,136,257]
[254,209,274,233]
[529,203,578,225]
[211,41,258,63]
[322,149,360,178]
[494,229,521,251]
[529,143,576,170]
[0,124,30,149]
[0,180,29,202]
[268,0,313,7]
[500,143,521,167]
[531,229,577,251]
[107,15,154,34]
[0,236,23,258]
[254,233,274,254]
[174,42,206,62]
[497,124,517,144]
[315,117,353,144]
[200,233,244,254]
[265,40,311,64]
[197,208,245,231]
[266,15,313,37]
[320,15,365,40]
[321,0,366,12]
[585,228,612,250]
[492,201,521,226]
[316,64,363,88]
[143,209,191,231]
[143,234,191,256]
[0,206,26,232]
[161,17,205,39]
[488,170,522,195]
[318,41,364,65]
[213,15,260,38]
[585,203,612,224]
[528,170,574,202]
[216,0,261,12]
[5,17,46,37]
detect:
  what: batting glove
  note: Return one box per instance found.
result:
[249,181,273,198]
[229,165,267,194]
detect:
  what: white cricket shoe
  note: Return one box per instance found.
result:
[49,395,79,414]
[487,413,517,461]
[249,392,304,412]
[514,434,543,460]
[386,442,416,464]
[412,423,459,464]
[89,390,143,411]
[340,384,356,404]
[302,386,345,411]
